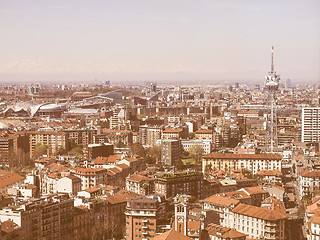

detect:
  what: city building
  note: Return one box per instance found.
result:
[161,139,181,166]
[202,153,282,175]
[125,196,158,240]
[154,172,203,199]
[302,107,320,143]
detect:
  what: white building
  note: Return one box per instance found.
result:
[203,153,282,175]
[181,139,212,154]
[298,170,320,197]
[302,107,320,142]
[57,175,81,196]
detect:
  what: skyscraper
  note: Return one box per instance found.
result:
[302,107,320,143]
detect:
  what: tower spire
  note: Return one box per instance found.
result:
[271,46,274,72]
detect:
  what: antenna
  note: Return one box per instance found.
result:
[271,46,274,72]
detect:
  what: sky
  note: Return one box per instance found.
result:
[0,0,319,84]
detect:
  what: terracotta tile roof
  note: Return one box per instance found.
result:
[311,211,320,225]
[187,220,200,229]
[195,129,213,134]
[204,195,240,208]
[106,190,140,205]
[85,187,100,193]
[124,157,138,163]
[300,170,320,178]
[243,186,268,195]
[0,170,24,188]
[106,154,122,163]
[25,184,37,189]
[1,219,20,234]
[66,175,81,181]
[163,128,183,133]
[203,153,282,160]
[256,170,282,176]
[127,174,148,182]
[116,163,130,169]
[232,203,286,220]
[151,229,192,240]
[206,223,247,239]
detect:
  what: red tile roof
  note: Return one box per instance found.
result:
[232,203,286,220]
[151,229,192,240]
[0,170,24,188]
[204,195,240,207]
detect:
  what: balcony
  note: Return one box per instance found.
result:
[142,232,148,235]
[142,225,148,229]
[142,219,148,223]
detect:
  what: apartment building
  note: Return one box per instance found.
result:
[230,202,286,240]
[125,196,158,240]
[161,139,181,166]
[298,170,320,197]
[202,153,282,175]
[181,139,212,154]
[73,167,108,190]
[29,131,69,159]
[154,172,203,199]
[126,174,152,195]
[302,107,320,143]
[0,194,74,240]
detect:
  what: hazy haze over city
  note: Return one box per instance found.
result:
[0,0,319,84]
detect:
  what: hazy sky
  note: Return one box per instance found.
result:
[0,0,319,83]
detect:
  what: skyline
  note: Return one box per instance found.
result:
[0,0,319,83]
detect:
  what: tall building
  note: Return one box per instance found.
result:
[302,107,320,143]
[161,139,181,166]
[125,196,158,240]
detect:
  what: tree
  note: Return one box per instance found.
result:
[130,143,146,157]
[145,145,161,164]
[33,144,48,159]
[189,145,204,163]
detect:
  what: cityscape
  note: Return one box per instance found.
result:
[0,1,319,240]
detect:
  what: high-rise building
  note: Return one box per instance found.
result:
[125,196,158,240]
[302,107,320,143]
[161,139,181,166]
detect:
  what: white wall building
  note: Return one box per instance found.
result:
[302,107,320,143]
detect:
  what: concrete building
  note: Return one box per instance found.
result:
[0,194,74,240]
[181,139,212,154]
[87,143,114,159]
[298,170,320,198]
[29,131,69,159]
[202,153,282,175]
[302,107,320,143]
[125,196,158,240]
[154,172,203,199]
[161,139,181,166]
[57,175,82,196]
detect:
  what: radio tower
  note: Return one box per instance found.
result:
[265,46,280,153]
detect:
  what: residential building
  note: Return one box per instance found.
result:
[87,143,114,159]
[302,107,320,143]
[154,172,203,199]
[202,153,282,175]
[181,139,212,154]
[161,139,181,166]
[298,170,320,198]
[73,167,108,190]
[29,131,69,159]
[125,196,158,240]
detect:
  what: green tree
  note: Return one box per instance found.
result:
[33,144,48,158]
[189,145,204,163]
[130,143,146,157]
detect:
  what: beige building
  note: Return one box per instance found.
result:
[202,153,282,175]
[73,167,107,190]
[29,131,69,159]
